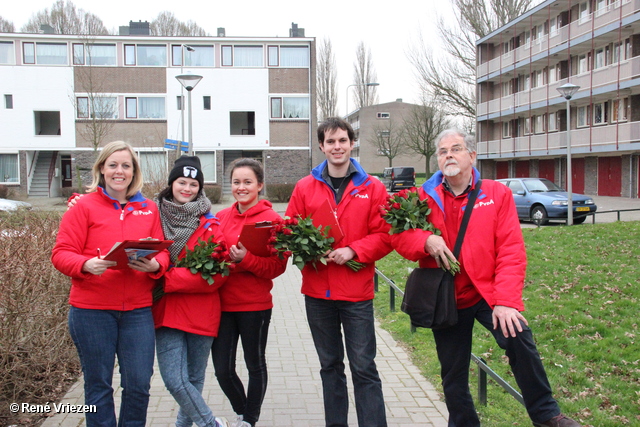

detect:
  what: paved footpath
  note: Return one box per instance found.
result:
[41,264,449,427]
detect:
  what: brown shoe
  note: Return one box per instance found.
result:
[535,414,582,427]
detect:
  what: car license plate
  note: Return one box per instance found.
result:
[576,207,590,212]
[396,183,403,186]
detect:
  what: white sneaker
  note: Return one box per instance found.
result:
[239,422,251,427]
[215,417,230,427]
[232,415,243,427]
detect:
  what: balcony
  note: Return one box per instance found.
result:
[477,121,640,156]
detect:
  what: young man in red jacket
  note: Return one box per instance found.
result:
[286,117,392,427]
[391,129,581,427]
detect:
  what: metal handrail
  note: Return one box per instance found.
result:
[374,267,523,407]
[588,208,640,223]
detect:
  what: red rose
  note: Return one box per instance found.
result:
[283,250,293,257]
[392,202,401,210]
[227,263,237,270]
[283,228,293,235]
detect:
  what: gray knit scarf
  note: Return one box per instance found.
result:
[158,193,212,263]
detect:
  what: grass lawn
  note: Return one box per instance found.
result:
[374,221,640,427]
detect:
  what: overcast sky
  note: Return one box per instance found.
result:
[3,0,454,115]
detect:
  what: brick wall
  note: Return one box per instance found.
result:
[269,69,309,93]
[74,67,166,93]
[269,121,311,147]
[264,150,310,185]
[75,121,168,148]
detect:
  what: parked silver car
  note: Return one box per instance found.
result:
[496,178,597,224]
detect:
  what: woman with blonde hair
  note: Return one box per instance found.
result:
[52,140,170,427]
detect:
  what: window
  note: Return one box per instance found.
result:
[203,96,211,110]
[34,111,61,135]
[5,94,13,109]
[137,152,167,183]
[377,112,390,119]
[126,97,165,119]
[579,1,590,23]
[172,45,182,66]
[502,121,511,138]
[0,154,19,183]
[73,43,85,65]
[595,0,607,16]
[186,45,214,66]
[136,45,166,66]
[230,112,255,135]
[0,42,13,64]
[222,46,233,66]
[577,106,589,127]
[23,42,35,64]
[176,96,184,111]
[35,43,67,65]
[86,44,116,65]
[549,65,558,83]
[507,180,525,195]
[548,112,558,131]
[524,117,531,135]
[76,97,117,119]
[612,98,629,122]
[268,46,279,66]
[502,81,512,96]
[534,115,545,133]
[125,45,136,65]
[593,101,608,125]
[549,17,558,35]
[577,53,589,74]
[223,46,263,67]
[280,46,309,67]
[594,48,605,69]
[196,152,216,182]
[270,97,309,119]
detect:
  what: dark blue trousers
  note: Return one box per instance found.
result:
[432,299,561,426]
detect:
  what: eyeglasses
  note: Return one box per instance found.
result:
[437,145,467,157]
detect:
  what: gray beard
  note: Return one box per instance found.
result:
[443,166,461,177]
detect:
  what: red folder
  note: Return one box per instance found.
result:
[312,199,344,244]
[103,239,173,270]
[238,222,274,257]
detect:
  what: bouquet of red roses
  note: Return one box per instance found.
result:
[380,188,460,274]
[270,215,364,272]
[175,237,234,285]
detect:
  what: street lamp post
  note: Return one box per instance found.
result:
[557,82,580,226]
[345,82,380,117]
[180,45,195,150]
[176,72,203,156]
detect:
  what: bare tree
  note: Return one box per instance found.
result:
[369,119,406,167]
[21,0,108,35]
[402,98,452,176]
[317,38,338,121]
[351,41,378,112]
[408,0,537,120]
[0,16,15,32]
[150,11,208,36]
[73,38,118,151]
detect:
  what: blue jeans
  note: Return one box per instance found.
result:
[68,306,155,427]
[156,327,217,427]
[432,299,560,427]
[211,310,271,426]
[304,296,387,427]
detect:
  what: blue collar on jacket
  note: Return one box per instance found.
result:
[98,186,147,210]
[311,158,369,188]
[421,167,481,214]
[202,211,219,229]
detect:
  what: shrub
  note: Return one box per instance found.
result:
[267,183,295,203]
[0,211,80,426]
[204,184,222,204]
[0,184,9,199]
[60,187,81,200]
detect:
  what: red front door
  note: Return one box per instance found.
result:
[571,158,585,194]
[496,162,509,179]
[538,159,555,182]
[597,157,622,197]
[515,161,529,177]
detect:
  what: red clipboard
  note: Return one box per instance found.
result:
[312,199,344,244]
[238,222,274,257]
[103,239,173,269]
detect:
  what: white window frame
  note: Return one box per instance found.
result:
[577,106,589,128]
[195,151,217,183]
[548,112,558,132]
[593,101,608,125]
[0,153,19,184]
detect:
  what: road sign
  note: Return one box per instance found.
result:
[164,139,188,152]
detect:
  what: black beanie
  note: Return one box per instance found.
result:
[168,155,204,190]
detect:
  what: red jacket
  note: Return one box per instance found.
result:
[286,159,392,302]
[391,169,528,311]
[51,187,169,311]
[217,200,287,312]
[153,212,228,336]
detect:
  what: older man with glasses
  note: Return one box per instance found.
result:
[391,129,582,427]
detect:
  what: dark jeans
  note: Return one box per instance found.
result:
[68,306,155,427]
[432,299,561,427]
[211,310,271,426]
[305,296,387,427]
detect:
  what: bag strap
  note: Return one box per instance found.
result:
[452,179,482,258]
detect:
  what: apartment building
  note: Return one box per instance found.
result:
[476,0,640,198]
[0,22,316,197]
[345,100,429,175]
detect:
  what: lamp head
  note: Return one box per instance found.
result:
[557,83,580,100]
[176,72,203,91]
